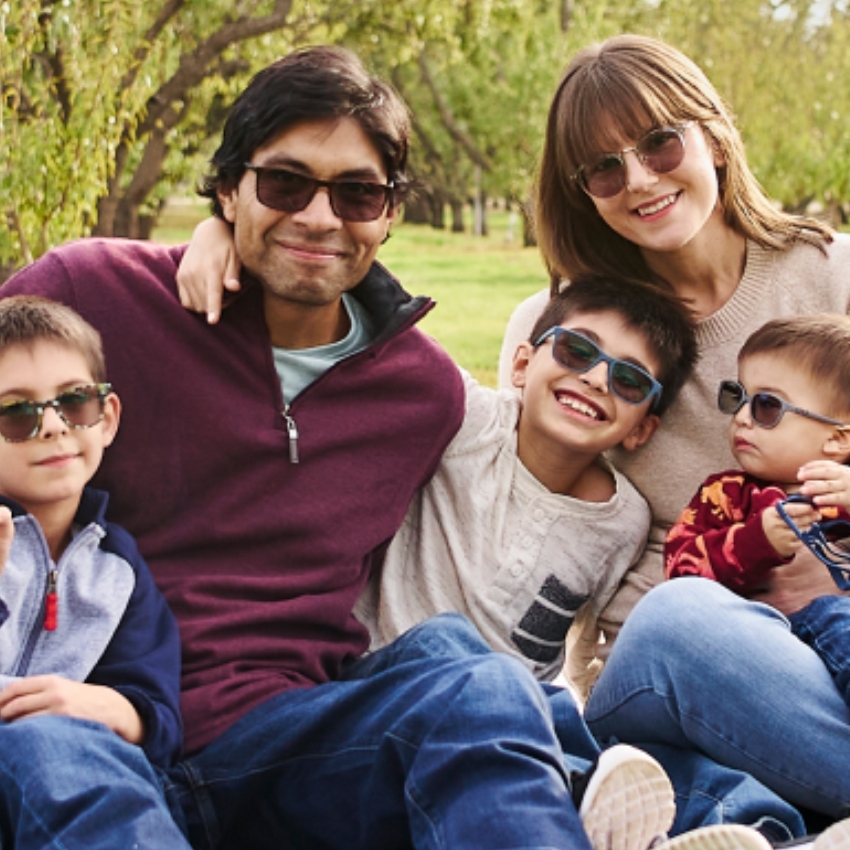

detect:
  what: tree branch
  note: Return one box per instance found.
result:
[417,52,491,172]
[137,0,294,137]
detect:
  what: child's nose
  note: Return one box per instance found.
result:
[39,405,68,438]
[580,361,609,394]
[733,402,753,427]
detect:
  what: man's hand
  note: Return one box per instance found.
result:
[749,547,842,615]
[0,506,13,577]
[176,216,242,324]
[0,676,144,745]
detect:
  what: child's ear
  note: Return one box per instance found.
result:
[100,392,121,448]
[511,343,534,390]
[620,413,660,452]
[823,426,850,463]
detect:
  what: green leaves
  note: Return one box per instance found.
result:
[2,0,850,272]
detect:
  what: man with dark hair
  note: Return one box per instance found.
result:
[0,44,606,850]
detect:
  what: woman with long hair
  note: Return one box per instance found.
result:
[499,33,850,827]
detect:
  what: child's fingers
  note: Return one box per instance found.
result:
[0,507,14,574]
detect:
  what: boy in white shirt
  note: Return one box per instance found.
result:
[358,273,697,693]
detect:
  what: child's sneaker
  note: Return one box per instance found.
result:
[660,825,773,850]
[578,744,676,850]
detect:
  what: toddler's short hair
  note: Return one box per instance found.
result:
[529,275,698,416]
[740,314,850,417]
[0,296,106,383]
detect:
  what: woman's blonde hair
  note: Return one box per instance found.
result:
[536,34,833,294]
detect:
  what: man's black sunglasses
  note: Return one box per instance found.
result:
[244,164,401,222]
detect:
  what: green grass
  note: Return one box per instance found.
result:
[153,199,547,386]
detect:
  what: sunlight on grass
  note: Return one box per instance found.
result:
[153,199,547,386]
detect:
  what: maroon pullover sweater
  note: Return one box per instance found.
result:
[4,238,465,753]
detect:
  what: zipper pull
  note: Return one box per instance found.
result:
[283,409,300,464]
[44,569,58,631]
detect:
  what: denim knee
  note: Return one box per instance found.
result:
[628,578,727,635]
[402,612,493,656]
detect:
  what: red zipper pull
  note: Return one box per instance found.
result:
[44,569,58,631]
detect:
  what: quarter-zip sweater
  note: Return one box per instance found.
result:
[0,489,182,767]
[5,239,465,754]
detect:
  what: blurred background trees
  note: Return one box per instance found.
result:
[2,0,849,271]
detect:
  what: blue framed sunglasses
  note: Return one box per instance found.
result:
[718,380,850,430]
[776,494,850,590]
[534,327,663,409]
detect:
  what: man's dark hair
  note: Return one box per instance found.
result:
[199,45,411,217]
[529,275,698,416]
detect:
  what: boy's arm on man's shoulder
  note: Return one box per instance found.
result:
[443,369,515,459]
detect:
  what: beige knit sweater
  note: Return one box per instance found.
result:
[499,235,850,692]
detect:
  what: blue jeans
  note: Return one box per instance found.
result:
[0,715,191,849]
[0,615,589,850]
[789,594,850,707]
[585,578,850,822]
[0,611,808,848]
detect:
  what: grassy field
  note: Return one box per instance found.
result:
[153,199,548,386]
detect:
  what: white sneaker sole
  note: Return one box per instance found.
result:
[661,824,773,850]
[579,744,676,850]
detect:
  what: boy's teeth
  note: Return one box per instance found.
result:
[559,395,599,419]
[638,195,675,216]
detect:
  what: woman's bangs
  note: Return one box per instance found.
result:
[564,72,678,169]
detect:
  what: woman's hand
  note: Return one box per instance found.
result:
[176,216,242,324]
[797,459,850,511]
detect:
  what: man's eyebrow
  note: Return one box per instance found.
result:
[253,156,386,182]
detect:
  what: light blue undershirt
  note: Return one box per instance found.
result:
[272,292,377,404]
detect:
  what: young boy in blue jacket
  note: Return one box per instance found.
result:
[0,296,182,771]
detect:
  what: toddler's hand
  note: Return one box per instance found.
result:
[763,502,818,559]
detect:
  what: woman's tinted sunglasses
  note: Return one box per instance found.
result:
[573,124,692,200]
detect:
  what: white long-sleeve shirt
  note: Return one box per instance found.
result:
[357,373,651,691]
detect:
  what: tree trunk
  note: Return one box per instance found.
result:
[403,192,432,224]
[450,199,464,232]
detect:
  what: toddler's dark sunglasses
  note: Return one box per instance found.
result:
[534,327,662,409]
[776,494,850,590]
[0,383,112,443]
[573,124,692,200]
[718,380,850,430]
[244,164,400,222]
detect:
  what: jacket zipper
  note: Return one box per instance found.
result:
[44,569,58,631]
[283,404,299,464]
[14,524,94,675]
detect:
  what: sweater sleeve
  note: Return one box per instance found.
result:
[88,524,182,768]
[664,471,790,592]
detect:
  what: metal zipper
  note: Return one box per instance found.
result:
[283,404,299,464]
